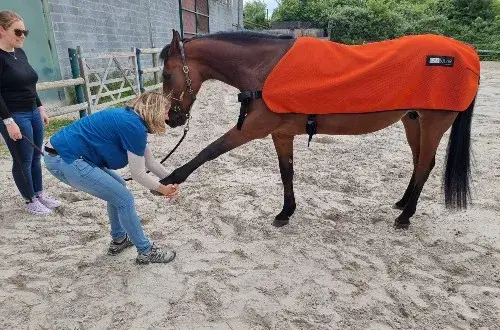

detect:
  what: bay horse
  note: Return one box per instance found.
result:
[159,30,480,229]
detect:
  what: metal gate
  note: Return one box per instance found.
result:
[78,47,140,113]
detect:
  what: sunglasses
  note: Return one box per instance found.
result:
[12,29,29,37]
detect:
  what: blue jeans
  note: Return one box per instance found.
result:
[0,108,44,200]
[43,153,152,253]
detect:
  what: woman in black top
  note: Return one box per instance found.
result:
[0,10,60,215]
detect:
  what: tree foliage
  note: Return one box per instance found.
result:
[268,0,500,52]
[243,0,270,30]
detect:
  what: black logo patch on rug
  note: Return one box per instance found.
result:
[426,55,455,67]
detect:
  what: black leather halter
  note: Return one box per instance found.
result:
[166,40,197,121]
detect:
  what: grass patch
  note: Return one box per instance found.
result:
[44,118,75,138]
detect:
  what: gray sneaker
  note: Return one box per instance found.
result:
[136,243,176,264]
[107,235,134,255]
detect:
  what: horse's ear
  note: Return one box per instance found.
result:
[169,29,181,56]
[173,29,181,41]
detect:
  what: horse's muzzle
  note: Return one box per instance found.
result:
[166,110,188,128]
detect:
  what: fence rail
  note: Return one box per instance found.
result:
[35,48,89,119]
[478,49,500,60]
[478,50,500,53]
[140,48,162,55]
[34,46,163,119]
[141,67,162,74]
[144,83,163,92]
[36,78,85,91]
[48,102,89,117]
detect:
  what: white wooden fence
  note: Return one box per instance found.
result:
[35,46,163,119]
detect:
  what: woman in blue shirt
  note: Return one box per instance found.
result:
[44,92,178,264]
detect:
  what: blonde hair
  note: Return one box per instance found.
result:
[126,92,170,135]
[0,10,22,30]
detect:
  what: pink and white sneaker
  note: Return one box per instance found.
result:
[36,192,62,209]
[26,199,52,215]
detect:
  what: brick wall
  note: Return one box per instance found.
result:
[47,0,243,78]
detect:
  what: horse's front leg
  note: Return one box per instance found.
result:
[271,133,296,227]
[160,131,249,184]
[160,103,281,186]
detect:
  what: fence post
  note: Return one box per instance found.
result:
[152,52,159,85]
[77,46,94,115]
[135,48,145,93]
[68,48,86,118]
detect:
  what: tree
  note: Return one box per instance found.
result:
[494,0,500,18]
[270,0,499,52]
[272,0,306,22]
[440,0,500,46]
[244,0,270,30]
[447,0,496,22]
[393,0,450,35]
[328,2,404,44]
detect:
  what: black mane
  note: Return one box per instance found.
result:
[159,31,294,60]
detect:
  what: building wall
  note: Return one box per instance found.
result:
[2,1,64,106]
[210,0,242,33]
[46,0,243,78]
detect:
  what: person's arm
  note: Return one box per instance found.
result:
[0,92,11,120]
[36,95,42,107]
[30,55,49,125]
[144,144,169,179]
[37,99,49,125]
[128,151,162,190]
[0,58,22,140]
[128,151,178,197]
[0,58,11,120]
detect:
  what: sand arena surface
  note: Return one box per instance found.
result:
[0,62,499,329]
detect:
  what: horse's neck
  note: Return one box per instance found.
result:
[189,39,293,91]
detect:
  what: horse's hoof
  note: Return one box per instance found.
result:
[272,217,289,227]
[393,218,410,230]
[393,202,405,210]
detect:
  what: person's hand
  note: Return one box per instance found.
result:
[6,122,22,141]
[39,106,49,125]
[157,183,179,199]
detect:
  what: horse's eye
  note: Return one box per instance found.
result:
[163,73,172,81]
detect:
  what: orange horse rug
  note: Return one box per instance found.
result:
[262,34,480,115]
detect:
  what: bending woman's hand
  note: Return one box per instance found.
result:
[157,183,179,199]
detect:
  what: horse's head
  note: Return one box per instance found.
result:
[160,30,200,128]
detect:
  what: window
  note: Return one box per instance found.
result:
[180,0,209,39]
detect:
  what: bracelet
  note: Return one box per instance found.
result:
[3,118,14,126]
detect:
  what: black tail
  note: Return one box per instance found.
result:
[444,97,475,209]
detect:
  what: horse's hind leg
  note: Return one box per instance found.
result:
[271,133,296,227]
[394,111,457,229]
[394,111,420,210]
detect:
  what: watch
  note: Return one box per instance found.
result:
[3,118,15,126]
